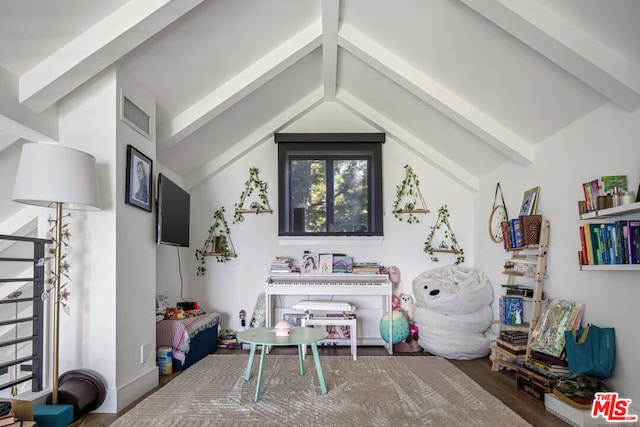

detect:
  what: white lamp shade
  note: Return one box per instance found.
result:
[12,143,101,210]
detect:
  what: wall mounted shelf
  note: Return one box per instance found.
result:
[580,201,640,220]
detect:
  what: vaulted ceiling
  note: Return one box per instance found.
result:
[1,0,639,192]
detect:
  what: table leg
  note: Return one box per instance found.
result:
[298,344,305,375]
[244,344,257,381]
[254,344,268,402]
[309,342,327,394]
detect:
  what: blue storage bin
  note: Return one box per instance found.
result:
[33,404,74,427]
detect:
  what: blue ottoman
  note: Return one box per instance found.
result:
[33,404,74,427]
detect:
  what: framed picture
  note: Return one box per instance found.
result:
[319,254,333,274]
[518,186,539,217]
[213,235,227,254]
[126,145,152,212]
[302,253,319,274]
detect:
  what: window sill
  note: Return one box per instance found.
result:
[278,236,384,246]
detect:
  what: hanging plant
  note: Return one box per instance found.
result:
[392,164,429,224]
[424,205,465,265]
[233,167,272,224]
[195,207,237,275]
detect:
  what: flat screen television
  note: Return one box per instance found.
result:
[157,173,190,247]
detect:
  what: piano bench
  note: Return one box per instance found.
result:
[293,300,357,361]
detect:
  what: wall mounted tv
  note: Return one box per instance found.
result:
[157,173,190,247]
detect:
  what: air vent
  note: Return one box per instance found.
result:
[121,92,151,139]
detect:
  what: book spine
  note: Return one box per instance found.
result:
[501,220,510,249]
[606,223,616,264]
[589,224,601,265]
[614,221,627,264]
[627,220,640,264]
[579,225,588,265]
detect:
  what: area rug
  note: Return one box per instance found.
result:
[111,355,530,426]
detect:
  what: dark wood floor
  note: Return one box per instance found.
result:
[74,346,568,426]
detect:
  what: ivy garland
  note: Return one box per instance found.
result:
[424,205,465,265]
[233,167,271,224]
[195,207,236,275]
[392,164,428,224]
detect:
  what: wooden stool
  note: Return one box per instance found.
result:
[293,300,357,361]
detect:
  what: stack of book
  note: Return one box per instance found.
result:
[497,330,528,356]
[524,350,570,379]
[0,411,16,427]
[270,256,297,274]
[352,262,380,274]
[218,330,242,349]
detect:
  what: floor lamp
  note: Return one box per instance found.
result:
[12,142,101,405]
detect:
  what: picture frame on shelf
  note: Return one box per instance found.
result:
[125,145,152,212]
[302,253,319,274]
[319,254,333,274]
[518,186,539,216]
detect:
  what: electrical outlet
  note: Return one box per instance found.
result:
[140,344,149,363]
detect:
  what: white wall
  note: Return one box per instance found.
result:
[58,66,158,412]
[474,102,640,406]
[182,102,475,332]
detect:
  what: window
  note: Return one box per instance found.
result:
[276,133,384,237]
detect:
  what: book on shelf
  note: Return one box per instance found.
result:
[628,220,640,264]
[601,175,627,195]
[579,220,640,265]
[520,215,542,245]
[499,297,524,325]
[582,179,599,212]
[578,225,589,265]
[500,330,529,344]
[496,339,527,355]
[352,263,380,274]
[508,218,523,248]
[270,256,297,273]
[614,220,628,264]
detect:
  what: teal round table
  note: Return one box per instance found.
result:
[237,327,328,402]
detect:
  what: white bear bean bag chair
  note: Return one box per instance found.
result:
[412,265,495,360]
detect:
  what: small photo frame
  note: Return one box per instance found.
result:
[319,254,333,274]
[213,235,227,254]
[518,186,539,217]
[302,253,319,274]
[126,145,152,212]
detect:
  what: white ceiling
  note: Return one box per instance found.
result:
[1,0,639,192]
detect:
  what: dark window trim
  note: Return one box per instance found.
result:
[276,133,384,237]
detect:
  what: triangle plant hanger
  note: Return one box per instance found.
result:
[195,207,237,275]
[233,167,272,224]
[392,164,429,224]
[424,205,465,265]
